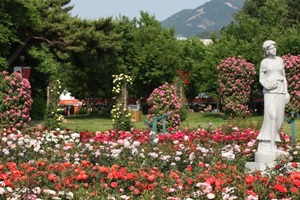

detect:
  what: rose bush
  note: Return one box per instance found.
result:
[282,54,300,114]
[146,82,181,131]
[0,71,32,130]
[217,56,256,119]
[0,125,299,199]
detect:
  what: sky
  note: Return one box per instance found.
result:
[70,0,210,21]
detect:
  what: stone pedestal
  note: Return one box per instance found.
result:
[245,161,275,173]
[246,151,290,173]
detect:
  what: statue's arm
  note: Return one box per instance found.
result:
[259,60,277,90]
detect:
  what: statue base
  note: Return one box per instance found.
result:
[246,151,290,173]
[245,161,275,173]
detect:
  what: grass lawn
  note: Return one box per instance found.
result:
[47,111,300,140]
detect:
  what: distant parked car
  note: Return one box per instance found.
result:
[192,104,206,112]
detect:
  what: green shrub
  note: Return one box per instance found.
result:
[179,106,188,122]
[30,96,46,120]
[76,107,87,115]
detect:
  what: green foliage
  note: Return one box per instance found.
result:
[0,0,42,69]
[30,96,47,120]
[179,107,188,122]
[177,37,207,100]
[0,71,33,130]
[76,107,88,115]
[116,12,180,99]
[44,104,64,130]
[62,17,122,100]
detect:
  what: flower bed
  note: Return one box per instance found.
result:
[0,126,299,199]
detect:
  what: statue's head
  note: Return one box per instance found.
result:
[262,40,276,57]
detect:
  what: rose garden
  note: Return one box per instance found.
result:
[0,54,299,200]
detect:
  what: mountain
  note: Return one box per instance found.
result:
[160,0,245,37]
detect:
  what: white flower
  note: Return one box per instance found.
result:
[33,144,41,152]
[247,140,255,147]
[1,137,7,142]
[189,152,195,161]
[2,148,9,155]
[207,193,216,199]
[32,187,41,194]
[160,155,171,161]
[175,156,181,161]
[232,126,239,131]
[111,149,122,158]
[139,153,145,158]
[0,187,5,195]
[173,140,179,144]
[66,191,74,199]
[184,135,189,141]
[245,195,259,200]
[221,151,235,160]
[148,152,159,158]
[120,195,130,200]
[63,145,72,151]
[132,141,140,147]
[123,140,131,148]
[132,148,138,156]
[153,138,159,143]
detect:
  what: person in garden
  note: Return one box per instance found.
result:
[256,40,290,153]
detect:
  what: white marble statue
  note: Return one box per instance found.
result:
[256,40,290,154]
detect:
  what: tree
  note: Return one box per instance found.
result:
[0,0,43,70]
[116,12,181,99]
[61,17,122,112]
[176,37,207,107]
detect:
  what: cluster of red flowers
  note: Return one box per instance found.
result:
[177,69,189,85]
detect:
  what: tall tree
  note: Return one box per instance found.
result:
[176,37,207,106]
[117,12,181,99]
[61,17,122,110]
[0,0,43,69]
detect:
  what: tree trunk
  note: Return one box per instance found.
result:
[8,36,31,67]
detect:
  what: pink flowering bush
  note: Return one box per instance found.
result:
[217,56,256,119]
[282,54,300,114]
[0,71,32,130]
[146,82,181,131]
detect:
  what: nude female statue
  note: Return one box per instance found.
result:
[256,40,290,153]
